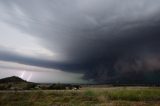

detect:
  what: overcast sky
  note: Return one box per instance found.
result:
[0,0,160,83]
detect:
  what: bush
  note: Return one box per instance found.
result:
[0,85,6,90]
[25,83,37,90]
[49,84,66,90]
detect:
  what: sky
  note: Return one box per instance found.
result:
[0,0,160,84]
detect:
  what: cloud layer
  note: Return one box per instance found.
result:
[0,0,160,83]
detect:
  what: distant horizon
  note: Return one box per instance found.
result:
[1,75,160,86]
[0,75,89,84]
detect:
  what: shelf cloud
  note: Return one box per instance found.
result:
[0,0,160,83]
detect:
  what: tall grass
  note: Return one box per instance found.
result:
[106,88,160,101]
[0,87,160,106]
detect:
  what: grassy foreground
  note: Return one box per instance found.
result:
[0,87,160,106]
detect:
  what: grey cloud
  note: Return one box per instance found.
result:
[0,47,86,72]
[0,0,160,83]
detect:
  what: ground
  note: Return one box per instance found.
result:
[0,87,160,106]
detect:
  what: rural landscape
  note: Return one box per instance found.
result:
[0,76,160,106]
[1,0,160,106]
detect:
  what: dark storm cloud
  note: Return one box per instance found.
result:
[0,47,86,72]
[1,0,160,83]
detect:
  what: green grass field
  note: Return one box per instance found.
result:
[0,87,160,106]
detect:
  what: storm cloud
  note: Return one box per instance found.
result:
[0,0,160,83]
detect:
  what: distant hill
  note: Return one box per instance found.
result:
[0,76,81,90]
[0,76,26,83]
[0,76,37,90]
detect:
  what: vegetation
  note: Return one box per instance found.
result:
[49,83,67,90]
[0,76,160,105]
[0,81,36,90]
[0,76,80,90]
[0,87,160,106]
[0,76,32,90]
